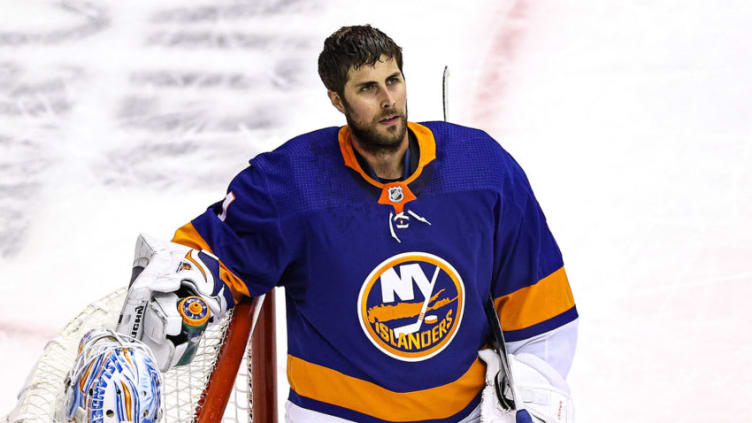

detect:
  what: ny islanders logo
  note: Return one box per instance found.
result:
[357,252,465,361]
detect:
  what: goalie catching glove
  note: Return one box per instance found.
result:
[478,349,574,423]
[116,234,235,371]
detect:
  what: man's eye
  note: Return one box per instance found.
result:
[360,85,374,92]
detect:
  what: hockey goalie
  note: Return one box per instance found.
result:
[104,24,580,423]
[22,23,581,423]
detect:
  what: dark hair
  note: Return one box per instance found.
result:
[318,25,403,96]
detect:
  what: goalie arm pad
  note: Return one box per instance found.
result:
[117,234,237,371]
[507,319,578,381]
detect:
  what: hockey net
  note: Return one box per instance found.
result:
[2,287,277,423]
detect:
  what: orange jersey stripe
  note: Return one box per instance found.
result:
[287,354,485,421]
[172,222,251,300]
[494,267,574,331]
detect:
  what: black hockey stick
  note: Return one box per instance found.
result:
[442,66,517,411]
[484,295,517,410]
[442,65,449,121]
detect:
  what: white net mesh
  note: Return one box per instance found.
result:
[2,287,253,423]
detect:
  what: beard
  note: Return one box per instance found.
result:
[345,103,408,155]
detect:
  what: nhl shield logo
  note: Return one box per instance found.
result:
[388,186,404,203]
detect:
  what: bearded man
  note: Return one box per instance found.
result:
[118,25,578,423]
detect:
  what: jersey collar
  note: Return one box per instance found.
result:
[338,121,436,189]
[338,122,437,214]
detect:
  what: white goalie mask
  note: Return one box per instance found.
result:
[57,329,163,423]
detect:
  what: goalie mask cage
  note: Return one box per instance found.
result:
[2,287,278,423]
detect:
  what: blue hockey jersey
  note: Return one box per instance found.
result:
[173,121,577,422]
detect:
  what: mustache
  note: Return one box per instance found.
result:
[378,110,403,120]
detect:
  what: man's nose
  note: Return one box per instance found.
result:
[380,88,395,108]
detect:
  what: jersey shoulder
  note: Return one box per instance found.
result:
[243,126,360,215]
[419,121,530,195]
[250,126,341,173]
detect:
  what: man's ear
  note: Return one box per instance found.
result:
[327,90,346,114]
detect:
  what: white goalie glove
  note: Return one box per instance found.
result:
[116,234,234,371]
[478,349,574,423]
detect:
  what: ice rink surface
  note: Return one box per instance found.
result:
[1,0,751,421]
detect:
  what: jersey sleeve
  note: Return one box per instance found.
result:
[491,153,578,343]
[172,164,293,302]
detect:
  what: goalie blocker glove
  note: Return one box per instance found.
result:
[478,349,574,423]
[116,234,235,371]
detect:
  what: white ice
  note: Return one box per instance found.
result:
[1,0,751,421]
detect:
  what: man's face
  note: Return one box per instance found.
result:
[332,56,408,154]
